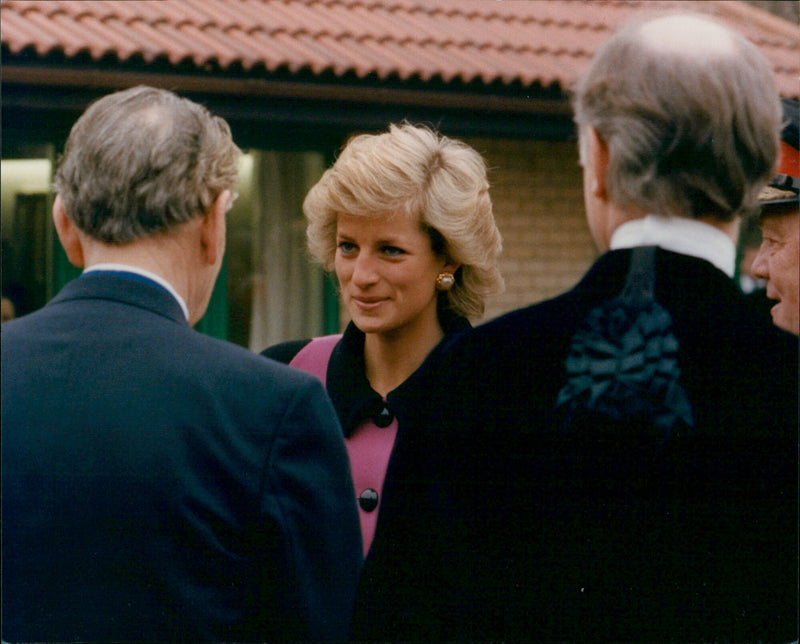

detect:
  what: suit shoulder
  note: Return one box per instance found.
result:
[189,333,325,393]
[260,339,312,364]
[747,319,798,377]
[474,291,579,344]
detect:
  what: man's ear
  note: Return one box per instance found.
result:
[200,190,230,266]
[587,127,610,200]
[52,196,85,268]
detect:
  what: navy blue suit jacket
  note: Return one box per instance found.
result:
[2,273,362,642]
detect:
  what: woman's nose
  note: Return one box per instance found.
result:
[352,252,379,286]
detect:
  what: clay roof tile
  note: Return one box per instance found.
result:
[1,0,797,98]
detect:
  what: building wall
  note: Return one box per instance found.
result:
[334,135,597,330]
[0,119,595,339]
[469,137,598,322]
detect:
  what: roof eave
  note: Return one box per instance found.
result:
[0,55,573,117]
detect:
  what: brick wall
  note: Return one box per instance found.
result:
[467,137,598,322]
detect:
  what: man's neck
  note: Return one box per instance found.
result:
[81,235,198,321]
[83,262,190,321]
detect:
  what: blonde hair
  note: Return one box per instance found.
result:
[305,123,503,319]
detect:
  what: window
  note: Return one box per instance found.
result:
[1,147,335,348]
[226,150,332,350]
[1,151,65,321]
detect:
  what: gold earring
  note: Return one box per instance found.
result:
[435,272,455,291]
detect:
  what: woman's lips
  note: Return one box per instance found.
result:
[352,296,386,311]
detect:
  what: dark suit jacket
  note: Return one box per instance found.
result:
[2,272,363,643]
[430,248,798,642]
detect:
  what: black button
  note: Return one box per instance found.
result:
[374,406,393,428]
[358,488,379,512]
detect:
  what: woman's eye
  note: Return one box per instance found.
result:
[381,245,405,256]
[338,241,357,254]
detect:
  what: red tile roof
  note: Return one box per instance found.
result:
[2,0,798,98]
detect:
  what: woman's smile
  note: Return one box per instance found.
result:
[351,295,388,311]
[334,213,450,339]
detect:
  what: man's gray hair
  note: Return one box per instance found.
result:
[53,86,241,244]
[573,13,781,222]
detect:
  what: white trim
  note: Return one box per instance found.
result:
[610,214,736,277]
[83,263,190,320]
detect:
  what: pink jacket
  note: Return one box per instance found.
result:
[291,335,397,556]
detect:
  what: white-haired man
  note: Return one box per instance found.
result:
[432,13,798,643]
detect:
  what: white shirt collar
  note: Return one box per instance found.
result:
[609,214,736,277]
[83,263,190,321]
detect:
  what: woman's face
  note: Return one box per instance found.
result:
[334,212,453,339]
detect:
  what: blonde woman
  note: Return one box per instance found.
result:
[262,123,503,640]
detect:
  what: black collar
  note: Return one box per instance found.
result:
[326,314,471,437]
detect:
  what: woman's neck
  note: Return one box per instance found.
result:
[363,317,444,397]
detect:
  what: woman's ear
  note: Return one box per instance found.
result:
[52,196,85,268]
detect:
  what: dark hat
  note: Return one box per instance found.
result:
[759,98,799,208]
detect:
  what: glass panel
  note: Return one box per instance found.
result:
[1,154,55,320]
[241,150,329,352]
[1,147,333,346]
